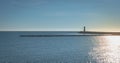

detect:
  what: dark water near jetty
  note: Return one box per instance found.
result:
[0,31,120,63]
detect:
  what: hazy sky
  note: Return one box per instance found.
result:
[0,0,120,31]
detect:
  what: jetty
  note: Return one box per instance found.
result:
[19,26,120,37]
[79,26,120,35]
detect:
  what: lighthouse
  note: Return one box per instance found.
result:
[83,26,86,32]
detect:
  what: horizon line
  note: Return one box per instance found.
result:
[0,30,120,32]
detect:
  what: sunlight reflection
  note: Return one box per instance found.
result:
[89,36,120,63]
[106,36,120,46]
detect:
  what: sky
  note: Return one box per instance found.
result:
[0,0,120,31]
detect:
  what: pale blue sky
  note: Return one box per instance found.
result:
[0,0,120,31]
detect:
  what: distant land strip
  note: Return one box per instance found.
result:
[20,35,109,37]
[19,31,120,37]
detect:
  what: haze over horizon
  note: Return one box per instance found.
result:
[0,0,120,32]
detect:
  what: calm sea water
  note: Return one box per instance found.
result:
[0,32,120,63]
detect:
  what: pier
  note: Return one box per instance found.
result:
[19,26,120,37]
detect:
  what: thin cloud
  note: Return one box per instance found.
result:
[43,11,99,17]
[11,0,48,7]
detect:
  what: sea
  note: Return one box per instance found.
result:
[0,31,120,63]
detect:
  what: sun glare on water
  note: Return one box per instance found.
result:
[106,36,120,46]
[89,36,120,63]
